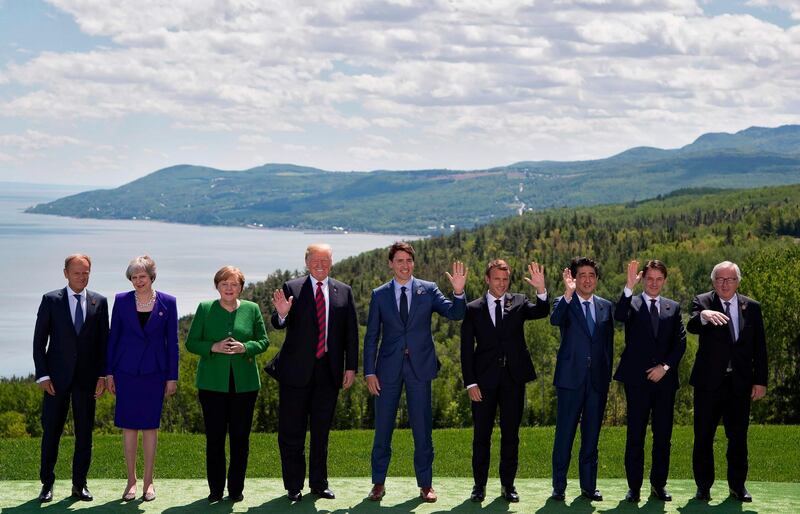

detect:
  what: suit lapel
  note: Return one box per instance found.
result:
[328,279,339,335]
[406,278,421,325]
[82,290,98,336]
[59,288,74,332]
[572,296,592,338]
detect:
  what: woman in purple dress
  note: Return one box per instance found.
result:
[106,255,178,502]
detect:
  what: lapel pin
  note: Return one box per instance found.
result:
[159,311,164,316]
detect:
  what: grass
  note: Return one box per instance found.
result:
[1,425,798,482]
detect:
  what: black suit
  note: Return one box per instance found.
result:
[460,292,549,488]
[270,276,358,492]
[614,292,686,492]
[687,291,767,492]
[32,288,109,488]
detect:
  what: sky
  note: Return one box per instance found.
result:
[0,0,799,186]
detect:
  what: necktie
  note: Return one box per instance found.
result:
[494,299,502,329]
[724,301,736,343]
[400,286,409,325]
[583,300,595,336]
[649,298,659,334]
[74,294,84,334]
[315,281,326,358]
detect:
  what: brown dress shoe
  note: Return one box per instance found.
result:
[367,484,385,501]
[420,487,437,503]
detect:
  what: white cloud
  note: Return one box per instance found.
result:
[0,129,83,150]
[0,0,796,183]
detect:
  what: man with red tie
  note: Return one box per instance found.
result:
[271,244,359,502]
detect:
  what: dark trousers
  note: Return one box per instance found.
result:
[471,367,525,488]
[693,375,752,491]
[278,355,339,492]
[40,381,96,487]
[552,377,608,493]
[623,383,676,491]
[371,356,433,487]
[198,372,258,497]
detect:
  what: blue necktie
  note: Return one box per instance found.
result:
[74,294,84,334]
[400,286,408,325]
[583,300,595,336]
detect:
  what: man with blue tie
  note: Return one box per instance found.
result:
[550,257,614,502]
[614,259,686,503]
[33,254,109,502]
[364,242,467,503]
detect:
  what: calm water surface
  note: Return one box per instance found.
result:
[1,182,416,377]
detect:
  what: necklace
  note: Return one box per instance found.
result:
[136,290,156,309]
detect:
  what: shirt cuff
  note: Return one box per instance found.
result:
[466,383,478,390]
[454,292,465,298]
[366,373,376,377]
[537,291,547,301]
[700,316,708,325]
[36,375,50,383]
[278,315,286,325]
[623,287,633,297]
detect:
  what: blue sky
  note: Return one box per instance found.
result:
[1,0,798,186]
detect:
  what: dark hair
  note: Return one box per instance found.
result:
[485,259,510,277]
[388,241,415,261]
[569,256,599,278]
[642,259,668,279]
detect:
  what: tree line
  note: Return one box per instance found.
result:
[2,184,799,437]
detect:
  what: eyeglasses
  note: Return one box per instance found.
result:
[714,277,739,285]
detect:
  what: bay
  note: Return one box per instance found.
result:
[0,182,416,378]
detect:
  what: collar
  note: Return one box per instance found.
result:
[642,292,660,304]
[392,277,414,292]
[576,294,594,305]
[309,276,329,288]
[67,286,86,299]
[486,291,504,304]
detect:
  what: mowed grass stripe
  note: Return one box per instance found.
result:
[1,425,798,481]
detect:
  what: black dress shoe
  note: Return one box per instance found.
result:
[581,489,603,501]
[625,489,640,502]
[695,488,712,501]
[71,484,93,501]
[38,485,53,503]
[229,493,244,502]
[310,487,335,499]
[208,493,223,503]
[469,485,485,502]
[651,485,672,501]
[730,487,752,502]
[287,490,302,501]
[551,489,565,501]
[501,485,520,502]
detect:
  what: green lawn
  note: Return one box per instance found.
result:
[1,425,798,482]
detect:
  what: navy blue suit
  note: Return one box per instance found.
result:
[614,292,685,491]
[33,287,109,488]
[107,291,179,429]
[363,278,465,487]
[550,294,613,494]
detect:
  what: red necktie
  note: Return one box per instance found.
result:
[315,281,326,358]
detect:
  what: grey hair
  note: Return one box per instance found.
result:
[710,261,741,282]
[126,255,157,282]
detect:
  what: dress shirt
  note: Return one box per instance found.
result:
[699,294,740,340]
[564,293,596,321]
[623,286,660,310]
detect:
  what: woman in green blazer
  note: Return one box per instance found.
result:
[186,266,268,503]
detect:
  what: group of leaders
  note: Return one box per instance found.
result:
[32,242,767,505]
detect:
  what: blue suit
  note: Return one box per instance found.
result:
[106,291,178,429]
[363,278,465,487]
[550,294,614,494]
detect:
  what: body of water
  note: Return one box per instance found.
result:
[1,182,416,378]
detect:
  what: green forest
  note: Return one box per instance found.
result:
[2,184,799,438]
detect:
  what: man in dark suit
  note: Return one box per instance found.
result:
[614,259,686,503]
[550,256,614,502]
[33,254,109,502]
[687,260,767,503]
[271,243,359,502]
[460,259,549,503]
[363,241,467,503]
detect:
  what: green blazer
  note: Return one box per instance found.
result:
[186,299,269,393]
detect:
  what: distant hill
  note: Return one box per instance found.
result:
[27,125,800,233]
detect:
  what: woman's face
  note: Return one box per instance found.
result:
[217,278,242,302]
[130,270,153,292]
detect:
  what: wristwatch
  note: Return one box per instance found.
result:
[661,364,670,372]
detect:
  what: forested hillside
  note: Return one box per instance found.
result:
[2,185,799,437]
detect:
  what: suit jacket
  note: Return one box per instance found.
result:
[270,276,358,388]
[363,278,466,383]
[106,291,179,380]
[550,294,614,393]
[33,287,109,390]
[687,291,768,393]
[460,292,549,388]
[613,292,686,390]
